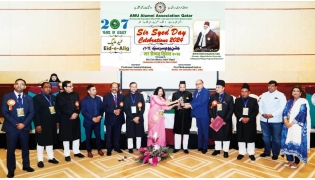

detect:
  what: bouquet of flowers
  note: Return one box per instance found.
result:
[135,145,172,166]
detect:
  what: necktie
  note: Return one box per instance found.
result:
[114,95,117,106]
[219,94,223,103]
[18,94,22,105]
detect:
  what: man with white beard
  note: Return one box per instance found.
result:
[194,21,219,51]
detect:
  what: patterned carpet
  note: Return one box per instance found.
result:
[1,148,315,178]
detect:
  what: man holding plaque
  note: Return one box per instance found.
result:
[33,82,59,168]
[172,81,192,154]
[234,83,259,161]
[183,79,209,154]
[103,82,125,156]
[1,78,35,178]
[56,80,85,161]
[123,82,145,153]
[209,80,234,158]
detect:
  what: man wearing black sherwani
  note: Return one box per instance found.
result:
[209,80,234,158]
[234,83,259,161]
[56,80,84,161]
[33,82,59,168]
[172,81,192,154]
[123,82,145,153]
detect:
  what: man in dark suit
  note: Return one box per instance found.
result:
[1,78,35,178]
[33,82,59,168]
[81,84,104,158]
[172,81,192,154]
[103,82,125,156]
[209,80,234,158]
[123,82,145,153]
[234,83,259,161]
[56,80,84,161]
[184,79,210,154]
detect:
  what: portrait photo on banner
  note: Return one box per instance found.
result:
[193,20,220,52]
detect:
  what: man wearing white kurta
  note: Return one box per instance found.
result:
[259,80,287,160]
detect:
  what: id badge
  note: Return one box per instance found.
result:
[217,104,222,111]
[49,106,56,114]
[17,108,25,117]
[131,106,137,113]
[243,108,249,115]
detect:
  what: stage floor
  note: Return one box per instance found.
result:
[1,148,315,178]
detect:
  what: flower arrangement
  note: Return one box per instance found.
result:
[135,145,172,166]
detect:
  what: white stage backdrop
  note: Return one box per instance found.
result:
[121,71,218,90]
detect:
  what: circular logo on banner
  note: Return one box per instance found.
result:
[110,19,120,29]
[312,93,315,106]
[155,2,166,13]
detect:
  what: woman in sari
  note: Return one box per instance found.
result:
[281,85,311,168]
[147,87,178,147]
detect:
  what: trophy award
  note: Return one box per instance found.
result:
[179,96,184,107]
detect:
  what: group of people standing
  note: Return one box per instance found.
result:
[1,76,311,178]
[150,79,311,169]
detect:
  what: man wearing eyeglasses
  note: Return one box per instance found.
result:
[56,80,85,161]
[183,79,210,154]
[2,78,35,178]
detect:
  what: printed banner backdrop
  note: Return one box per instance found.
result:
[100,1,225,71]
[305,87,315,128]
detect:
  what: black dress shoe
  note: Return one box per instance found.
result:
[202,149,207,154]
[128,149,133,153]
[48,158,59,164]
[74,153,85,158]
[249,155,256,161]
[223,152,229,158]
[198,148,203,151]
[237,154,244,160]
[107,151,112,156]
[184,149,189,154]
[114,149,123,153]
[7,171,14,178]
[212,150,220,156]
[37,161,44,168]
[23,167,35,172]
[65,156,71,161]
[173,149,179,153]
[272,155,278,160]
[260,153,270,157]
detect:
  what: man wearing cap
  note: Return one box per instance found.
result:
[259,80,286,160]
[183,79,210,154]
[172,81,193,154]
[209,80,234,158]
[234,83,259,161]
[194,21,219,51]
